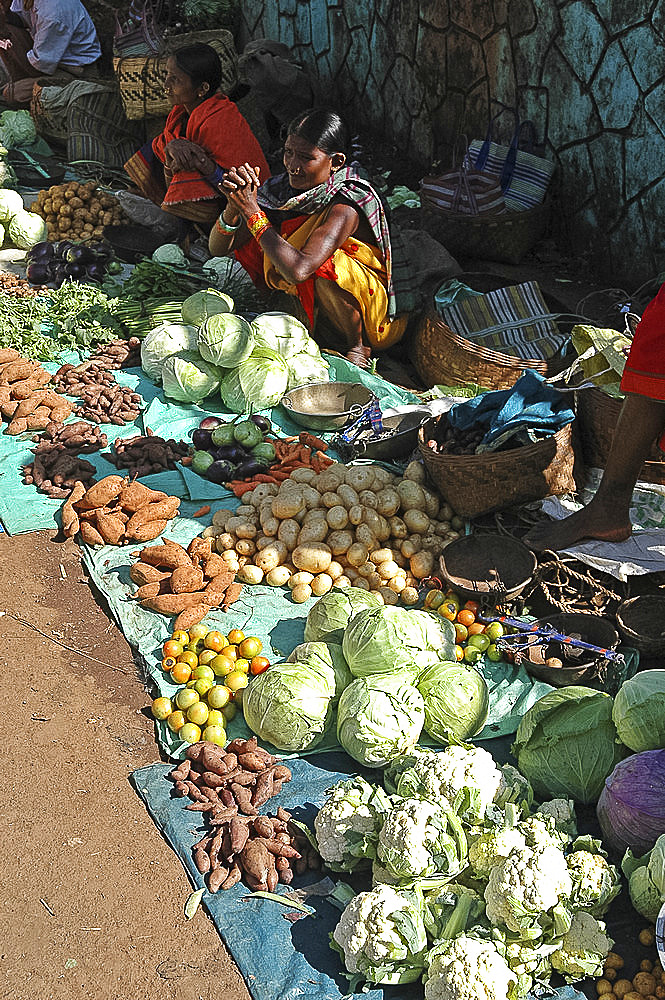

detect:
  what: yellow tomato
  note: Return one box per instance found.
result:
[166,709,186,733]
[187,701,209,727]
[151,696,173,720]
[179,722,202,744]
[234,657,250,674]
[175,687,199,712]
[202,724,226,746]
[225,670,249,693]
[207,684,232,709]
[206,708,226,728]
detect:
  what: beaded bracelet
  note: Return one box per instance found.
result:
[246,210,270,237]
[215,214,241,235]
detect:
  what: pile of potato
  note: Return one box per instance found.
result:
[0,349,73,434]
[198,461,462,605]
[62,475,180,546]
[31,181,126,241]
[130,535,242,631]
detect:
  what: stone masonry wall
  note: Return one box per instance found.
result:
[237,0,665,287]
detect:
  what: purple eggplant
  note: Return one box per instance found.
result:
[64,261,85,278]
[191,428,212,451]
[250,414,272,433]
[199,416,224,430]
[206,459,235,484]
[85,262,107,281]
[235,459,267,480]
[28,241,54,261]
[26,261,52,284]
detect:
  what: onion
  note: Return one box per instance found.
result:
[597,749,665,857]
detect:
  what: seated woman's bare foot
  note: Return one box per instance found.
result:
[524,504,632,552]
[346,345,372,369]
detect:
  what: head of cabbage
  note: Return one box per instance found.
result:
[182,289,234,328]
[198,311,254,368]
[512,686,627,804]
[416,660,489,743]
[286,350,330,390]
[140,323,199,383]
[0,187,24,222]
[7,209,47,250]
[161,350,223,403]
[337,673,425,766]
[304,588,383,645]
[251,311,310,358]
[286,640,351,703]
[219,346,290,413]
[612,669,665,753]
[342,606,456,682]
[242,659,334,751]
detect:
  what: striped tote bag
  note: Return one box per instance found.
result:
[466,112,555,211]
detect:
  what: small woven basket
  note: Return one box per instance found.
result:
[418,418,578,519]
[412,300,549,390]
[615,595,665,656]
[576,386,665,484]
[420,198,550,265]
[114,29,237,120]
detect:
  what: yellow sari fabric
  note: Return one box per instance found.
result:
[262,210,408,350]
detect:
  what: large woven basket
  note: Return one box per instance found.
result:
[576,386,665,484]
[413,300,550,391]
[420,198,550,265]
[418,417,578,519]
[114,30,237,120]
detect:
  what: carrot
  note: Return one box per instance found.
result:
[316,449,333,466]
[191,505,211,518]
[253,473,278,483]
[299,431,327,451]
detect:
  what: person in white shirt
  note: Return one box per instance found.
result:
[0,0,101,105]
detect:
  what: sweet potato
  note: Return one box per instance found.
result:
[230,817,250,853]
[129,562,170,587]
[238,752,270,773]
[201,553,227,578]
[118,481,168,512]
[205,572,235,592]
[0,348,20,363]
[138,541,191,569]
[5,417,28,435]
[12,391,47,419]
[95,510,126,545]
[61,480,87,538]
[0,360,37,382]
[187,537,212,561]
[170,564,205,594]
[26,406,53,430]
[125,498,180,537]
[127,519,169,542]
[219,864,242,891]
[140,593,207,615]
[79,521,105,546]
[10,372,52,398]
[133,581,162,600]
[251,769,274,807]
[75,475,125,511]
[172,604,212,632]
[201,745,227,773]
[222,583,243,610]
[240,839,271,883]
[207,865,230,894]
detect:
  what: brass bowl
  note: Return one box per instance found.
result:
[280,381,376,431]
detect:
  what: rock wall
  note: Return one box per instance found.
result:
[237,0,665,286]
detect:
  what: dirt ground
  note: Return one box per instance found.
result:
[0,528,251,1000]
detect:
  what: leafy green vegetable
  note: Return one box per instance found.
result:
[161,350,223,403]
[417,660,489,742]
[182,289,234,328]
[242,659,335,752]
[219,346,289,413]
[152,244,187,266]
[0,109,36,146]
[612,669,665,752]
[0,187,23,221]
[621,832,665,921]
[7,209,47,249]
[342,606,456,682]
[140,322,199,382]
[336,673,425,767]
[286,640,351,704]
[198,311,254,367]
[304,588,382,645]
[251,311,310,358]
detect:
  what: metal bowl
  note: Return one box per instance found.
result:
[519,612,619,687]
[352,408,431,461]
[280,381,377,431]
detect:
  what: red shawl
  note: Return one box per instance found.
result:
[151,93,269,210]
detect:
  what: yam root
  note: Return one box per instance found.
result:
[118,481,168,512]
[170,564,205,594]
[61,480,86,538]
[138,542,191,570]
[79,521,105,546]
[172,604,213,632]
[140,593,207,615]
[126,518,169,542]
[125,498,180,538]
[129,562,170,587]
[95,510,126,546]
[75,475,126,510]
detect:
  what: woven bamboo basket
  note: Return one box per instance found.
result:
[420,198,550,265]
[418,417,577,519]
[412,300,549,391]
[576,386,665,484]
[114,30,237,120]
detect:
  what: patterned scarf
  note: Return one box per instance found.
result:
[258,166,419,317]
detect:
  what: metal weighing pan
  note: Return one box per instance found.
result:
[280,381,377,431]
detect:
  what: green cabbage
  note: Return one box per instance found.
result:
[198,312,255,367]
[0,109,36,146]
[182,289,234,328]
[0,187,24,222]
[152,243,187,266]
[242,659,334,751]
[161,350,223,403]
[140,322,199,382]
[286,350,330,390]
[622,833,665,922]
[612,669,665,752]
[342,606,456,682]
[286,640,351,703]
[7,209,47,249]
[219,346,290,413]
[304,588,383,644]
[251,311,310,358]
[417,660,489,742]
[337,673,425,766]
[512,687,626,804]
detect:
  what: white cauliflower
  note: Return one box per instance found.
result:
[485,845,573,936]
[519,814,567,852]
[534,799,577,840]
[424,935,518,1000]
[550,910,613,981]
[494,764,533,811]
[377,797,466,880]
[393,744,502,824]
[566,847,621,917]
[331,883,427,984]
[313,776,391,872]
[468,824,527,879]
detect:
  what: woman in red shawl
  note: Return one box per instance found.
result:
[124,43,269,225]
[526,285,665,551]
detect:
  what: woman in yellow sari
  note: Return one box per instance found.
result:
[208,108,414,367]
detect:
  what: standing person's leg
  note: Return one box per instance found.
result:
[525,393,665,551]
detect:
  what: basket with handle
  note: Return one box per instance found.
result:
[418,416,578,519]
[420,197,550,265]
[114,29,237,120]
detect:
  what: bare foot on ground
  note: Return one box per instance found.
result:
[345,345,372,368]
[524,506,632,552]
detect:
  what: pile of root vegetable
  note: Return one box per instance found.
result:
[170,737,320,893]
[62,476,181,546]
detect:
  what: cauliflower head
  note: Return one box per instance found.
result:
[424,935,518,1000]
[331,883,427,985]
[535,799,577,840]
[377,797,467,880]
[394,744,501,824]
[484,845,573,936]
[314,776,391,872]
[567,848,621,917]
[518,814,567,852]
[468,825,527,880]
[550,910,613,981]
